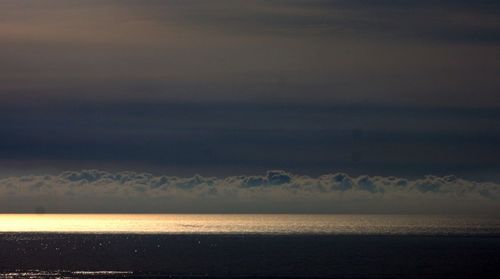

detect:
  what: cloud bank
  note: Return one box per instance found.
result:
[1,170,499,214]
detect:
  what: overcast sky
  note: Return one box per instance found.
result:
[1,0,499,212]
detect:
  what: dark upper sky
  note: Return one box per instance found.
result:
[1,0,500,181]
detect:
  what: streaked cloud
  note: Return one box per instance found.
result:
[0,0,499,200]
[1,102,499,180]
[1,0,499,106]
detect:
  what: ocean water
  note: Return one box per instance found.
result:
[2,214,500,278]
[0,214,499,235]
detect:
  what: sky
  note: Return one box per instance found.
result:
[1,0,499,213]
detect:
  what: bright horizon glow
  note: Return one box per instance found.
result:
[1,214,499,235]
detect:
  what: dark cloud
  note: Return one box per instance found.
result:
[147,0,500,44]
[0,1,499,195]
[0,0,499,106]
[1,102,499,180]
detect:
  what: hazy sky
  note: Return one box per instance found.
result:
[1,1,499,212]
[2,0,499,105]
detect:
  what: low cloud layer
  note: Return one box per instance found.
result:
[1,170,499,214]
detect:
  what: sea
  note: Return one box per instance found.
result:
[1,214,500,278]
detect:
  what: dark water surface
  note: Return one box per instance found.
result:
[1,214,500,278]
[1,233,500,278]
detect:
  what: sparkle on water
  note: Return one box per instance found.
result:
[1,214,500,235]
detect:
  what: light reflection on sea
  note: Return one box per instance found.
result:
[2,270,134,279]
[0,214,500,235]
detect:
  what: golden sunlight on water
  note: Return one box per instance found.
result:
[0,214,499,235]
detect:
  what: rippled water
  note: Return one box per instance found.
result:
[1,214,500,235]
[2,270,133,278]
